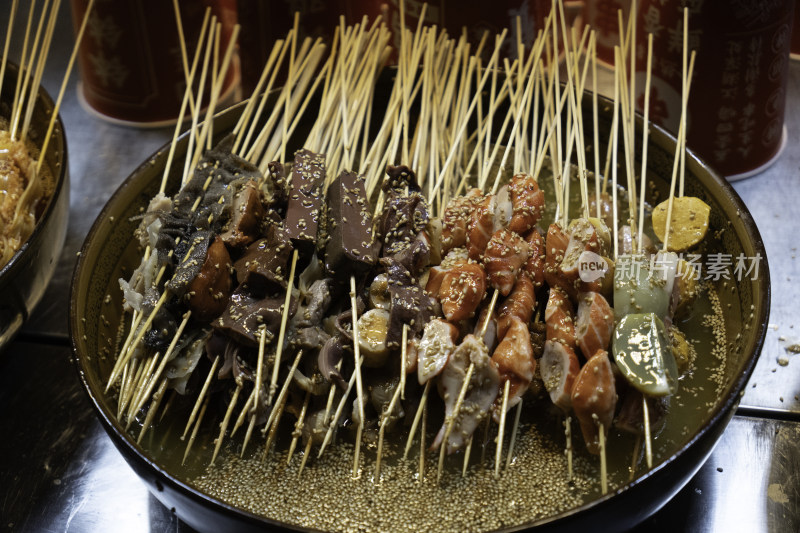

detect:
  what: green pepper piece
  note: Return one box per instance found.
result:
[612,313,679,397]
[613,254,673,322]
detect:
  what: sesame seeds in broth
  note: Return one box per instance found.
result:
[193,416,595,532]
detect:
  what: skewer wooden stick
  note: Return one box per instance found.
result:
[137,378,168,444]
[182,355,219,440]
[679,8,689,198]
[287,391,311,464]
[9,0,36,141]
[419,397,427,481]
[317,356,363,459]
[233,325,267,437]
[565,415,573,481]
[437,362,474,483]
[159,9,210,194]
[462,436,473,476]
[599,422,608,495]
[33,0,92,174]
[262,349,305,439]
[350,275,366,479]
[661,51,696,252]
[121,354,151,421]
[298,438,313,476]
[269,249,299,404]
[12,0,54,141]
[263,388,288,459]
[240,412,258,458]
[181,15,216,184]
[400,324,409,400]
[125,350,161,427]
[238,36,292,157]
[505,399,523,471]
[636,34,653,254]
[629,434,642,481]
[431,29,509,198]
[642,396,653,469]
[375,381,403,480]
[211,383,242,465]
[128,312,191,424]
[0,0,19,101]
[494,380,511,479]
[182,395,209,465]
[403,381,431,460]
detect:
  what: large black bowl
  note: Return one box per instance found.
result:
[70,83,769,532]
[0,62,69,350]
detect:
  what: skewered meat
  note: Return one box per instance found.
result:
[544,223,570,294]
[441,188,482,255]
[523,228,545,290]
[466,194,497,260]
[185,236,233,322]
[296,278,334,328]
[560,218,601,288]
[417,319,459,384]
[381,257,437,348]
[545,287,577,349]
[292,326,331,353]
[318,334,347,388]
[540,339,580,411]
[433,334,500,454]
[234,225,294,295]
[474,304,499,353]
[571,349,617,454]
[483,228,530,296]
[166,230,214,297]
[439,261,487,322]
[220,180,265,250]
[378,166,430,259]
[496,274,535,340]
[214,288,297,347]
[265,161,290,209]
[285,149,325,255]
[507,173,545,234]
[492,316,536,418]
[575,291,614,360]
[425,247,469,297]
[324,170,377,276]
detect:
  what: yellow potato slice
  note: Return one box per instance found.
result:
[651,196,711,251]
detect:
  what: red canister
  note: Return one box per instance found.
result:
[635,0,793,180]
[70,0,239,127]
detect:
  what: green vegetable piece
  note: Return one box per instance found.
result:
[613,254,674,322]
[612,313,679,397]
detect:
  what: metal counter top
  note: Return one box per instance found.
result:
[1,4,798,532]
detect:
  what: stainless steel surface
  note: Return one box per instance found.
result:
[733,60,800,414]
[1,4,798,532]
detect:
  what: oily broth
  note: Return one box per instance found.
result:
[109,160,733,532]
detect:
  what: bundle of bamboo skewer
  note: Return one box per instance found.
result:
[97,0,709,509]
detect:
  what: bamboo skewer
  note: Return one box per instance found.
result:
[494,380,511,479]
[505,400,523,471]
[287,392,311,464]
[182,355,219,440]
[350,276,366,479]
[317,356,364,459]
[183,396,209,465]
[268,249,299,405]
[211,383,242,465]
